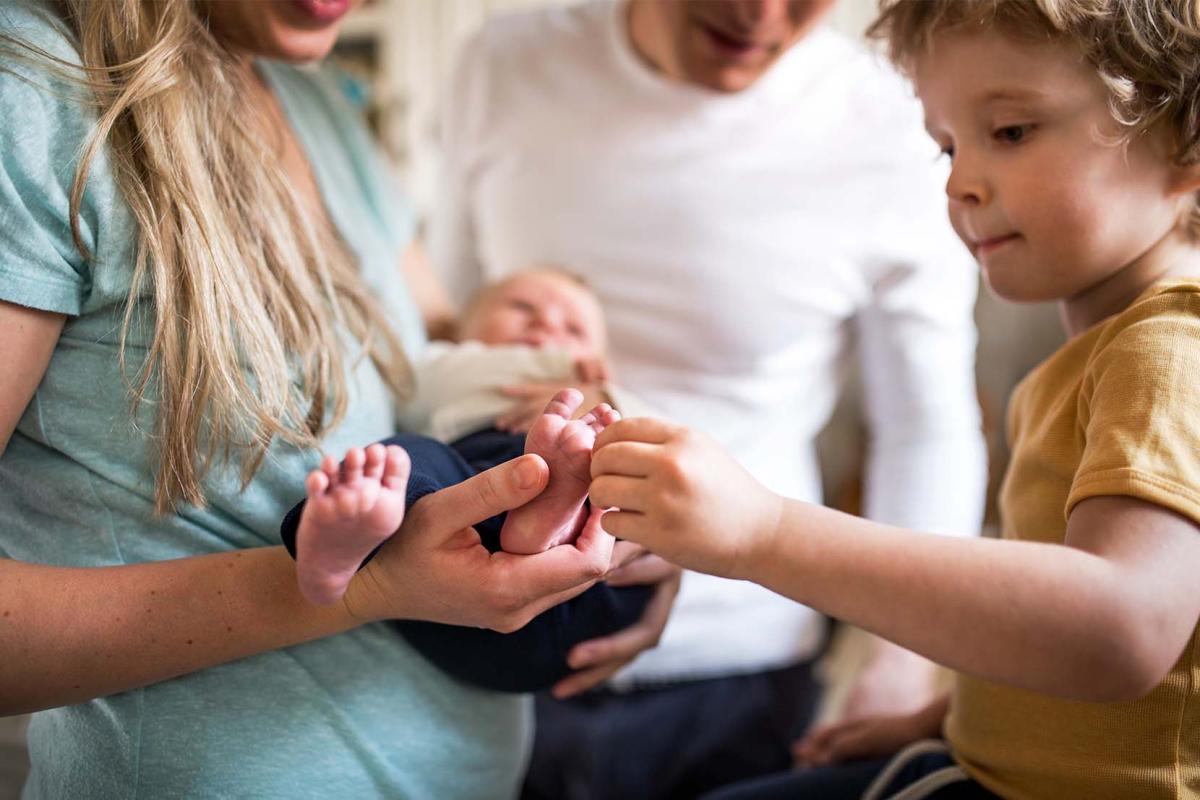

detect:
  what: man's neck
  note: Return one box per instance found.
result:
[625,0,683,82]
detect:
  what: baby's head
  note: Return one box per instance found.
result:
[869,0,1200,303]
[458,268,608,361]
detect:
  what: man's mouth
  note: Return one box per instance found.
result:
[696,20,774,60]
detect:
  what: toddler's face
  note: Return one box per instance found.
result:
[915,30,1188,303]
[462,273,607,361]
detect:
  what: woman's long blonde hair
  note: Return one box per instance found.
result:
[4,1,411,512]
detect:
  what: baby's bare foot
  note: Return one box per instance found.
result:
[500,389,621,554]
[295,443,410,605]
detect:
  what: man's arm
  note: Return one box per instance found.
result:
[842,236,985,717]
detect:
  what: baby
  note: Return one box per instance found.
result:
[279,268,652,692]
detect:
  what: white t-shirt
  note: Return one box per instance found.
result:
[429,0,986,683]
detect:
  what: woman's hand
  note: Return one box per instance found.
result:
[495,382,609,434]
[550,548,681,699]
[589,418,784,579]
[344,455,615,632]
[792,694,949,768]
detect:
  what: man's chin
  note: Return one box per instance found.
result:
[687,63,770,93]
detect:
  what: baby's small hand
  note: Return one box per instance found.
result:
[573,356,610,383]
[588,418,783,579]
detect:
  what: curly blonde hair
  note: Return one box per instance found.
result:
[868,0,1200,232]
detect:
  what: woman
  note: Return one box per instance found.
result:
[0,1,666,796]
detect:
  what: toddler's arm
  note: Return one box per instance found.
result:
[589,418,1200,702]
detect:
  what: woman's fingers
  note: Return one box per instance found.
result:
[415,454,549,535]
[500,506,614,616]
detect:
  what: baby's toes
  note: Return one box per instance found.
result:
[362,443,387,480]
[583,403,618,435]
[320,454,340,489]
[305,468,330,500]
[340,447,366,484]
[381,445,411,491]
[542,387,584,420]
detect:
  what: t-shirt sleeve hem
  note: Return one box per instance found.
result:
[0,262,84,315]
[1067,468,1200,528]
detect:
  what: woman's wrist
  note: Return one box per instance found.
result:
[0,547,363,715]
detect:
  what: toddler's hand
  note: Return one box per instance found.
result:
[588,418,783,579]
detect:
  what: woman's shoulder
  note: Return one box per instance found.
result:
[0,1,94,142]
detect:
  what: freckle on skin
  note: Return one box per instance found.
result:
[150,590,156,596]
[186,639,194,645]
[226,626,233,633]
[3,610,10,617]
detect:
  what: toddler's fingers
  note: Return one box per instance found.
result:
[593,416,678,449]
[589,475,650,513]
[595,508,647,542]
[590,440,658,477]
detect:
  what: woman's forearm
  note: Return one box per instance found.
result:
[0,547,359,715]
[746,502,1158,701]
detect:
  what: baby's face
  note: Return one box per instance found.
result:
[462,273,607,361]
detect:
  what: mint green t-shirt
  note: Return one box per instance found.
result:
[0,5,530,798]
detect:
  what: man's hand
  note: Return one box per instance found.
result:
[838,636,939,722]
[550,550,680,698]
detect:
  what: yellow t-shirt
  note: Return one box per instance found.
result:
[947,281,1200,799]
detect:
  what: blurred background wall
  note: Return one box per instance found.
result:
[0,2,1064,796]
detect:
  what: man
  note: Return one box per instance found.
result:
[428,1,986,797]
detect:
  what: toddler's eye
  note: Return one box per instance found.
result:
[994,125,1031,144]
